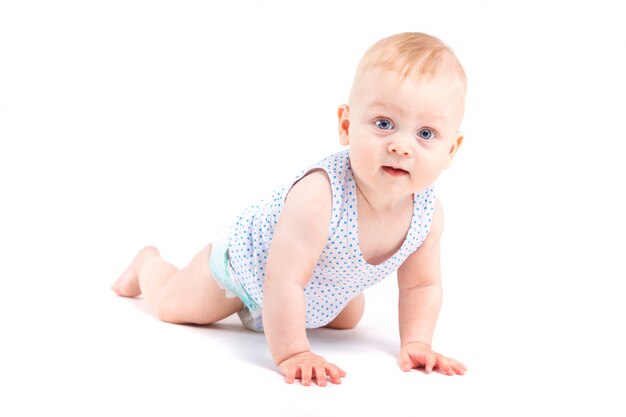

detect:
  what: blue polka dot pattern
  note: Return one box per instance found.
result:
[228,150,435,328]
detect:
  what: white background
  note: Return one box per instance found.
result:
[1,0,625,416]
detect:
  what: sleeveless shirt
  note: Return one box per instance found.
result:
[228,150,435,328]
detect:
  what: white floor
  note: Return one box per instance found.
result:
[2,224,625,416]
[2,1,626,416]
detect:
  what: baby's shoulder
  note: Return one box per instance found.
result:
[278,169,333,239]
[288,169,332,205]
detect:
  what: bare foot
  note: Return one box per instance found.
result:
[111,246,160,297]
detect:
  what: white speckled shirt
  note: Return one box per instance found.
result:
[228,150,435,328]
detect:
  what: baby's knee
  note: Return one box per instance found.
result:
[153,291,189,324]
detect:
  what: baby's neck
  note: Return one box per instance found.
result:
[354,179,412,215]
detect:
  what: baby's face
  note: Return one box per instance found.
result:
[338,68,465,199]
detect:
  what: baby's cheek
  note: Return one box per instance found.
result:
[348,151,368,174]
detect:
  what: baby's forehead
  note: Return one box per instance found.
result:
[357,62,465,91]
[351,67,465,102]
[350,67,465,126]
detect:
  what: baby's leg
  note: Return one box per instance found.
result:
[112,244,243,324]
[325,293,365,330]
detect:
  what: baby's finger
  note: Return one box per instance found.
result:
[450,360,467,375]
[325,364,344,384]
[301,365,313,386]
[436,356,453,375]
[314,366,328,386]
[425,352,436,373]
[399,351,412,372]
[284,366,297,384]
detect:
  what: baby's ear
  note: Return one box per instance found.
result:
[337,104,350,146]
[444,132,464,169]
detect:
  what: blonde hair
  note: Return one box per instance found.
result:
[353,32,466,89]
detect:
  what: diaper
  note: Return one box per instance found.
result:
[209,238,264,332]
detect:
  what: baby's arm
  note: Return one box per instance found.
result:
[396,198,466,375]
[262,170,345,386]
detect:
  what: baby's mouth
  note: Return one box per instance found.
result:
[382,166,409,177]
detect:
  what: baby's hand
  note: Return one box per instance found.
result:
[278,351,346,386]
[399,342,467,375]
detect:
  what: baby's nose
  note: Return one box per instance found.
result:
[387,138,413,157]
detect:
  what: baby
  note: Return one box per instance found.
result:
[112,32,468,386]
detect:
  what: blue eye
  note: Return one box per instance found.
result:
[375,118,394,130]
[418,128,436,140]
